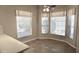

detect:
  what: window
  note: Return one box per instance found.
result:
[16,10,32,38]
[67,8,75,39]
[50,11,66,36]
[68,15,75,39]
[41,13,49,34]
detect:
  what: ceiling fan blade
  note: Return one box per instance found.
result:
[50,5,56,7]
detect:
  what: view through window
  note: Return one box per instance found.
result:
[50,16,66,35]
[16,10,32,38]
[41,13,49,34]
[41,11,66,36]
[67,8,75,39]
[68,15,75,39]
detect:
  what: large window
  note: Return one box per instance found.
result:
[50,11,66,36]
[67,8,75,39]
[16,10,32,38]
[41,13,49,34]
[41,9,76,38]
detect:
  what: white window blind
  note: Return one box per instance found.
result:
[51,11,66,17]
[41,13,49,34]
[50,11,66,36]
[16,10,32,16]
[67,8,75,39]
[16,10,32,38]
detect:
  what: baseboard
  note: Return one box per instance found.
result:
[38,37,49,39]
[23,37,37,44]
[23,37,49,43]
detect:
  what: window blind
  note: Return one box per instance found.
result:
[51,11,66,17]
[16,10,32,38]
[67,8,76,15]
[41,13,49,34]
[67,8,76,39]
[50,10,66,36]
[16,10,32,17]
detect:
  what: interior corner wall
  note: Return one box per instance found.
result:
[0,5,38,42]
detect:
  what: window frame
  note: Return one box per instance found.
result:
[50,11,66,36]
[50,16,66,36]
[41,12,49,34]
[16,10,32,38]
[67,8,76,40]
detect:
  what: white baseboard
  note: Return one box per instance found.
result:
[23,37,37,43]
[38,37,49,39]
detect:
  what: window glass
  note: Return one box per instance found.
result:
[16,10,32,38]
[68,15,75,39]
[50,16,65,36]
[42,16,49,34]
[67,8,75,39]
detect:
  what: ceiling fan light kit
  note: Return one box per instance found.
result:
[43,5,56,12]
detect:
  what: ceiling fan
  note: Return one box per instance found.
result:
[47,5,56,7]
[43,5,56,12]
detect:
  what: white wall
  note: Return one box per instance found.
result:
[0,5,38,42]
